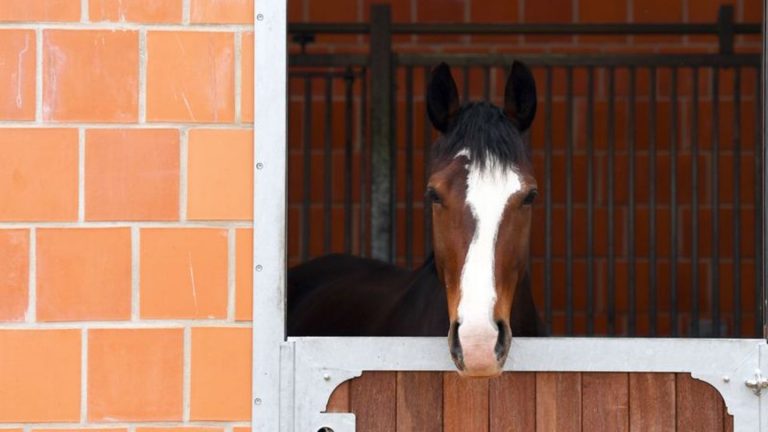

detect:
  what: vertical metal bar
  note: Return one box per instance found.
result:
[424,66,433,258]
[733,67,742,336]
[586,66,595,336]
[323,76,333,253]
[692,67,701,337]
[756,66,764,337]
[628,67,637,336]
[360,69,369,257]
[712,66,721,337]
[302,76,312,261]
[670,67,679,337]
[566,67,574,336]
[370,4,393,262]
[545,66,553,334]
[607,66,616,336]
[483,65,491,101]
[344,68,354,254]
[405,66,414,268]
[462,65,470,101]
[649,66,658,337]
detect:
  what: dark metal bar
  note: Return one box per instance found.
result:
[628,67,637,336]
[462,66,470,101]
[302,77,313,261]
[586,66,595,336]
[323,76,333,253]
[566,67,574,336]
[423,66,433,258]
[756,66,764,337]
[370,5,393,262]
[607,66,616,336]
[545,66,553,334]
[649,66,658,337]
[733,67,742,336]
[712,66,721,337]
[717,5,735,55]
[405,66,415,268]
[691,67,701,337]
[344,68,354,254]
[763,5,768,339]
[483,65,491,101]
[670,67,679,336]
[360,69,369,257]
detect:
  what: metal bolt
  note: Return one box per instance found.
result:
[256,162,264,170]
[723,376,730,383]
[323,373,331,381]
[257,13,264,21]
[255,264,263,272]
[254,398,262,405]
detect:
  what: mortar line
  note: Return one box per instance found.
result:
[227,228,236,321]
[183,326,192,422]
[234,31,243,124]
[139,29,147,123]
[131,226,140,321]
[81,328,88,423]
[78,128,86,222]
[35,27,43,122]
[180,128,189,222]
[26,227,36,323]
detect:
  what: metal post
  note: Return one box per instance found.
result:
[370,5,394,262]
[717,5,735,55]
[762,0,767,339]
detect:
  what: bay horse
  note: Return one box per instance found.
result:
[288,61,546,377]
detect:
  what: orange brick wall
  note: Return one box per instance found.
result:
[0,0,254,428]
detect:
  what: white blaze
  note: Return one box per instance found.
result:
[457,155,521,340]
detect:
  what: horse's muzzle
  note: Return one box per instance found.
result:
[448,320,511,377]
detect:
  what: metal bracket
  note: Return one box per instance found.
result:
[745,369,768,396]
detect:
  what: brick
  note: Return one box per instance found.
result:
[579,0,626,22]
[309,0,357,22]
[90,0,182,23]
[688,0,735,22]
[140,228,228,319]
[190,327,251,421]
[137,428,221,432]
[241,32,253,123]
[38,429,126,432]
[85,129,180,221]
[0,330,80,422]
[187,129,253,220]
[235,228,252,321]
[43,30,138,122]
[146,31,234,122]
[89,329,183,421]
[0,0,80,21]
[363,0,411,22]
[190,0,253,24]
[37,228,131,321]
[0,129,78,221]
[0,230,28,321]
[0,30,35,120]
[471,0,517,22]
[743,0,762,20]
[524,0,572,43]
[634,0,683,22]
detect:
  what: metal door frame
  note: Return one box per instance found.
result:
[252,0,768,430]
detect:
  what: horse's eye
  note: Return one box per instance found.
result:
[523,189,538,206]
[426,187,442,205]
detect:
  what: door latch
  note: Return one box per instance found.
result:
[745,369,768,396]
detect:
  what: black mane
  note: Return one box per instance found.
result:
[432,101,530,169]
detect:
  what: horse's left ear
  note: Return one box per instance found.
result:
[504,61,537,132]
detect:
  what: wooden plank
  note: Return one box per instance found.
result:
[350,372,397,432]
[583,373,629,431]
[536,372,581,432]
[443,372,490,432]
[724,412,734,432]
[676,373,725,431]
[629,373,676,432]
[489,372,536,432]
[326,381,350,412]
[396,372,443,432]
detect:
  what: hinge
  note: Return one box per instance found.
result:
[744,369,768,396]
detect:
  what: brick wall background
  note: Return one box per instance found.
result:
[0,0,763,427]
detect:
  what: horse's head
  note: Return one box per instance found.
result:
[426,62,537,377]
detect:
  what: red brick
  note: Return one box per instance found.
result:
[190,327,251,421]
[146,31,234,122]
[235,229,252,321]
[241,32,253,123]
[0,0,80,21]
[0,129,78,221]
[90,0,182,23]
[190,0,253,24]
[688,0,735,22]
[0,330,81,422]
[37,228,131,321]
[85,129,179,221]
[89,329,183,421]
[0,30,35,120]
[524,0,573,43]
[0,230,28,322]
[43,30,138,122]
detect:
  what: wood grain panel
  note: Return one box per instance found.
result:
[536,372,581,432]
[396,372,443,432]
[676,373,725,431]
[443,372,490,432]
[350,372,397,432]
[629,373,676,432]
[489,372,536,432]
[582,372,629,431]
[326,381,350,412]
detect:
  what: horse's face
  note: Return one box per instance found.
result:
[426,62,537,377]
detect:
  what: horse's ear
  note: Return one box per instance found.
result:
[504,61,537,132]
[427,63,460,133]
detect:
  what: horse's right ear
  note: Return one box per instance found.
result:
[427,63,460,133]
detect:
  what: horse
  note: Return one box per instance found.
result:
[288,61,546,378]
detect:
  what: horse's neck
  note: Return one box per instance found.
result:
[383,255,450,336]
[510,271,547,336]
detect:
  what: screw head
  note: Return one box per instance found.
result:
[723,376,730,383]
[254,398,262,405]
[256,162,264,170]
[323,373,331,381]
[255,264,263,272]
[257,13,264,21]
